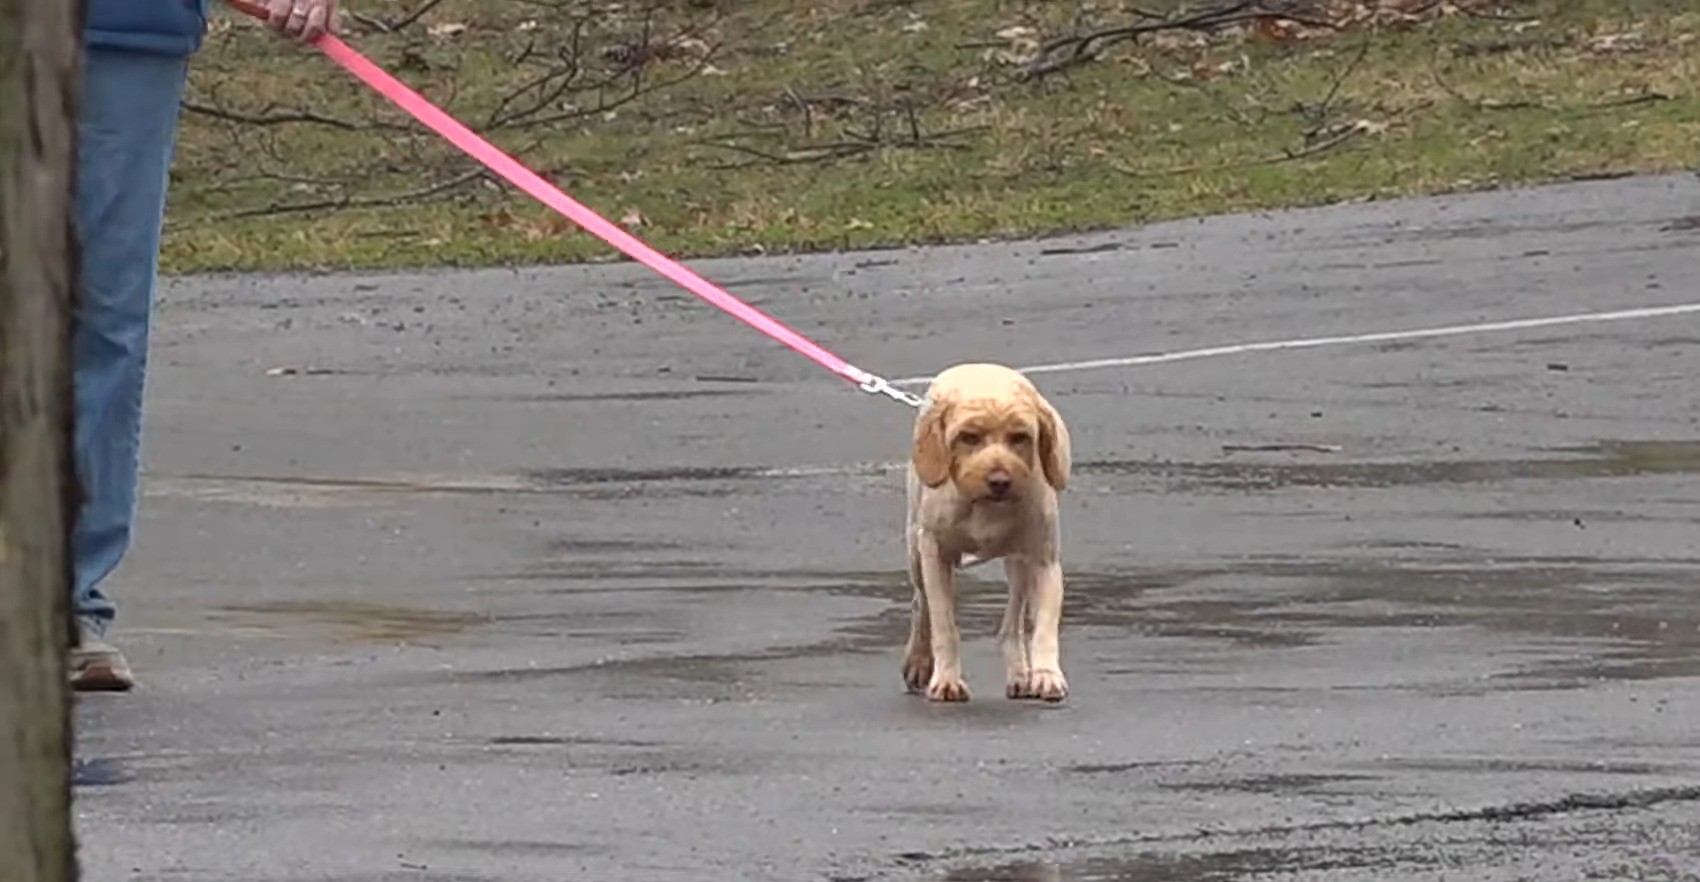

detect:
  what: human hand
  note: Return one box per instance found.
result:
[264,0,339,42]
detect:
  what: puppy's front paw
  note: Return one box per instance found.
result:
[902,654,934,694]
[1005,671,1035,699]
[1026,668,1068,702]
[926,671,970,702]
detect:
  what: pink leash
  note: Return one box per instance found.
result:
[223,1,922,408]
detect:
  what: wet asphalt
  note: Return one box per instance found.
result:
[73,171,1700,882]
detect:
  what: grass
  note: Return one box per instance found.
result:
[161,0,1700,274]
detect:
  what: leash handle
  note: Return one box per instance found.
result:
[218,0,915,404]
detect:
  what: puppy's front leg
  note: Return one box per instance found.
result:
[901,544,932,693]
[999,558,1034,699]
[1025,559,1068,702]
[918,533,969,702]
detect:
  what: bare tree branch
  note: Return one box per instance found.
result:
[349,0,448,33]
[1112,120,1371,178]
[696,113,985,170]
[182,100,369,130]
[1017,1,1340,81]
[213,167,490,220]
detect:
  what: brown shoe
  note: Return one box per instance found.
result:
[71,628,135,692]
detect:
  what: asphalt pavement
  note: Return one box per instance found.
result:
[73,171,1700,882]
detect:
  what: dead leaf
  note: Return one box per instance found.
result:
[1253,18,1303,44]
[525,214,577,241]
[674,36,711,56]
[1151,31,1209,53]
[427,21,468,38]
[1586,32,1644,54]
[1192,57,1237,80]
[620,209,647,227]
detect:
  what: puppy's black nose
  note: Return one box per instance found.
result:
[987,473,1012,497]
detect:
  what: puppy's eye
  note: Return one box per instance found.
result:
[956,432,982,446]
[1009,432,1032,445]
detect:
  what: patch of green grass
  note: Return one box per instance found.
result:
[162,0,1699,274]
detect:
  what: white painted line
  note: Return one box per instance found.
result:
[889,301,1700,387]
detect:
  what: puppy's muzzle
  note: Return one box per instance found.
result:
[986,469,1014,500]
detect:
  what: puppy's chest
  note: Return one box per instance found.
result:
[939,506,1029,557]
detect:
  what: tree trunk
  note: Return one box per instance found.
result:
[0,0,85,877]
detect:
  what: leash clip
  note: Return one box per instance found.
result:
[857,373,926,409]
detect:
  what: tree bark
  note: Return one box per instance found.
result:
[0,0,85,877]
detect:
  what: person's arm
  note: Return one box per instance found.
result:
[263,0,339,42]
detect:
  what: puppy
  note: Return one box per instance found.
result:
[902,362,1072,703]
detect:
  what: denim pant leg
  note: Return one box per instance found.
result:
[70,48,190,635]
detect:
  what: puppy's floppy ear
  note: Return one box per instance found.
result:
[1034,393,1071,492]
[912,400,953,487]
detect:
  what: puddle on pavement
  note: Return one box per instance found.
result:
[147,472,528,508]
[842,558,1700,688]
[941,845,1397,882]
[1160,772,1378,794]
[432,837,597,856]
[543,536,689,555]
[460,552,1700,690]
[154,440,1700,511]
[208,599,487,644]
[1294,562,1700,687]
[476,388,761,404]
[72,757,132,787]
[484,734,655,748]
[1078,440,1700,493]
[1371,756,1683,776]
[1066,559,1700,687]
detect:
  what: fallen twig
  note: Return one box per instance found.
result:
[212,167,488,220]
[349,0,447,33]
[1308,39,1372,126]
[496,55,717,131]
[182,100,370,131]
[1589,91,1673,109]
[1457,4,1543,23]
[1433,45,1675,113]
[1429,47,1540,109]
[1018,1,1339,81]
[697,106,985,170]
[1113,120,1372,177]
[698,128,983,169]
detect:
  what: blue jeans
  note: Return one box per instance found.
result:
[71,48,189,636]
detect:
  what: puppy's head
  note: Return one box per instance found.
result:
[912,385,1068,502]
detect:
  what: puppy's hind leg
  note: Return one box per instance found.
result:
[901,543,933,694]
[999,557,1035,699]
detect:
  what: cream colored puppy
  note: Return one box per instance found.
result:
[902,362,1072,703]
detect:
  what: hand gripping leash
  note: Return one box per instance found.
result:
[221,0,925,410]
